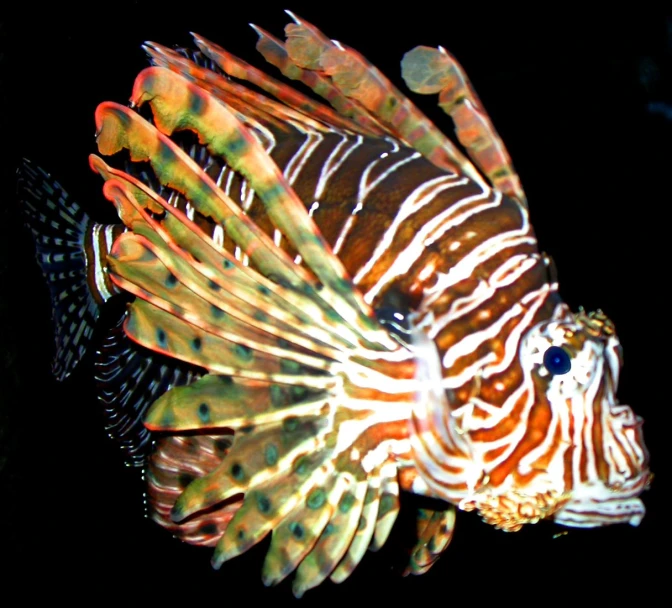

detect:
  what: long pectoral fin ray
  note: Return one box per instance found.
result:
[96,99,395,351]
[97,169,365,353]
[88,27,434,595]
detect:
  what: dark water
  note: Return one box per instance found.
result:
[1,2,668,600]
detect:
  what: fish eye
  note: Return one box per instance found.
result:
[543,346,572,375]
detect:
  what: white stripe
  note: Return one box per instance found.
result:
[333,149,426,258]
[440,284,554,385]
[213,225,224,248]
[363,186,497,304]
[314,134,363,199]
[429,254,540,338]
[216,165,228,187]
[224,169,235,196]
[243,185,256,211]
[92,224,113,301]
[332,215,356,256]
[104,225,115,255]
[353,175,466,285]
[284,132,323,185]
[358,150,421,206]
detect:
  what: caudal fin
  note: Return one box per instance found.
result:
[17,158,120,380]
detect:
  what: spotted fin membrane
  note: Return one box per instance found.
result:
[93,51,425,582]
[93,82,415,593]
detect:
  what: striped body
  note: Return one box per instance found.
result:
[143,124,580,514]
[19,12,650,596]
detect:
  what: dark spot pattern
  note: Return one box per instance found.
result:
[270,384,285,407]
[306,488,326,509]
[214,437,230,454]
[281,358,301,373]
[198,402,210,422]
[291,385,308,400]
[234,344,253,361]
[265,444,279,466]
[283,417,299,432]
[339,492,355,513]
[256,494,271,514]
[294,456,309,476]
[199,522,218,536]
[378,493,397,515]
[188,90,207,115]
[289,521,304,540]
[227,136,248,155]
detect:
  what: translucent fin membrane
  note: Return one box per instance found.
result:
[18,159,104,379]
[95,314,202,466]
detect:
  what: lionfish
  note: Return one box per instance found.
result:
[18,11,650,597]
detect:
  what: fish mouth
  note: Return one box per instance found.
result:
[553,475,650,528]
[460,489,569,532]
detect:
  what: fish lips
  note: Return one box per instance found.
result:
[553,473,651,528]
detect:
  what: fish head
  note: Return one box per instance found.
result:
[460,309,651,531]
[534,309,650,528]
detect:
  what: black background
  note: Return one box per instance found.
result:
[1,2,669,601]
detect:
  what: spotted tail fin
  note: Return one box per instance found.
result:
[16,158,122,380]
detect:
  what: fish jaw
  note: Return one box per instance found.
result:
[553,483,648,528]
[553,423,651,529]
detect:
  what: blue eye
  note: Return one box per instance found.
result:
[543,346,571,375]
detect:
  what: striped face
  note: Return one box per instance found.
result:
[409,304,650,531]
[544,311,650,528]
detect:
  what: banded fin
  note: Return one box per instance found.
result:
[147,434,239,546]
[92,61,424,594]
[272,12,483,187]
[401,46,527,206]
[143,40,327,137]
[97,70,398,351]
[403,505,456,576]
[17,158,122,380]
[192,30,387,137]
